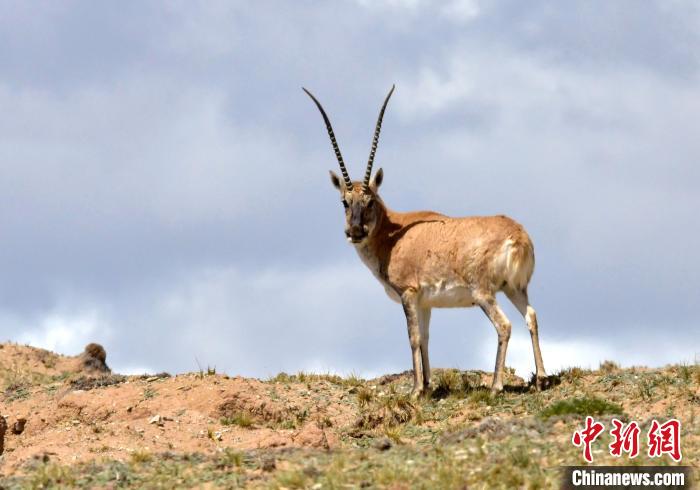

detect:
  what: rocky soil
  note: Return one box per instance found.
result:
[0,343,697,488]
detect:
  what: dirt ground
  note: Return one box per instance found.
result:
[0,343,359,472]
[0,342,697,488]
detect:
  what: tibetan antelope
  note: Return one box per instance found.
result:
[303,85,546,397]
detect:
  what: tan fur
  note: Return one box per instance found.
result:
[335,180,546,397]
[312,87,545,397]
[365,203,535,300]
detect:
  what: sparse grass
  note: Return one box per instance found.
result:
[37,350,58,369]
[383,425,404,444]
[558,366,590,383]
[539,396,623,419]
[26,463,77,488]
[293,408,310,428]
[356,389,416,430]
[469,388,494,405]
[130,450,153,464]
[216,448,244,469]
[2,364,33,401]
[207,427,218,441]
[356,386,374,407]
[142,387,157,400]
[69,374,127,391]
[678,363,696,385]
[195,358,217,379]
[267,371,366,389]
[2,360,700,489]
[267,372,293,383]
[344,373,365,388]
[296,371,341,385]
[431,369,490,400]
[433,369,463,397]
[4,382,30,401]
[44,383,60,395]
[637,377,656,401]
[221,412,254,428]
[275,469,308,489]
[599,360,620,373]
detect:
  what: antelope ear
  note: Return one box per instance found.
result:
[370,167,384,191]
[329,170,343,191]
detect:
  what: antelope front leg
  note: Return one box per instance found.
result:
[418,307,432,389]
[478,297,513,394]
[401,289,424,398]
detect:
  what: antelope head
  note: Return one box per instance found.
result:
[303,85,394,244]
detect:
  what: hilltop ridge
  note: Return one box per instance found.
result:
[0,342,697,488]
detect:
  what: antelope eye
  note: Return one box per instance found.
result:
[342,200,349,209]
[367,200,374,209]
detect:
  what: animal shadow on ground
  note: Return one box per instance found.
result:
[428,369,561,400]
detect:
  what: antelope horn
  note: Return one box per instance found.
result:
[363,84,395,192]
[302,88,352,189]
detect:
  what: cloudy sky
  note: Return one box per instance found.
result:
[1,1,698,378]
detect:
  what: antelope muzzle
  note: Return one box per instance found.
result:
[346,203,369,243]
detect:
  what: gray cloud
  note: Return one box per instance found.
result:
[1,1,698,379]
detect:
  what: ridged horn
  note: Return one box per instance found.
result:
[302,88,352,189]
[363,84,395,192]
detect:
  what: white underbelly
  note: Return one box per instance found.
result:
[419,281,475,308]
[354,245,474,307]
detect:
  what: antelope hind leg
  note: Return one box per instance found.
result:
[505,287,547,389]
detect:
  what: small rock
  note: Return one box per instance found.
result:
[12,418,26,435]
[261,455,276,472]
[303,466,321,478]
[79,343,110,373]
[148,415,163,426]
[32,452,51,463]
[373,437,392,451]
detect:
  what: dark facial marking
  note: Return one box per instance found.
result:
[350,200,363,228]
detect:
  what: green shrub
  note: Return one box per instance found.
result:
[539,396,623,419]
